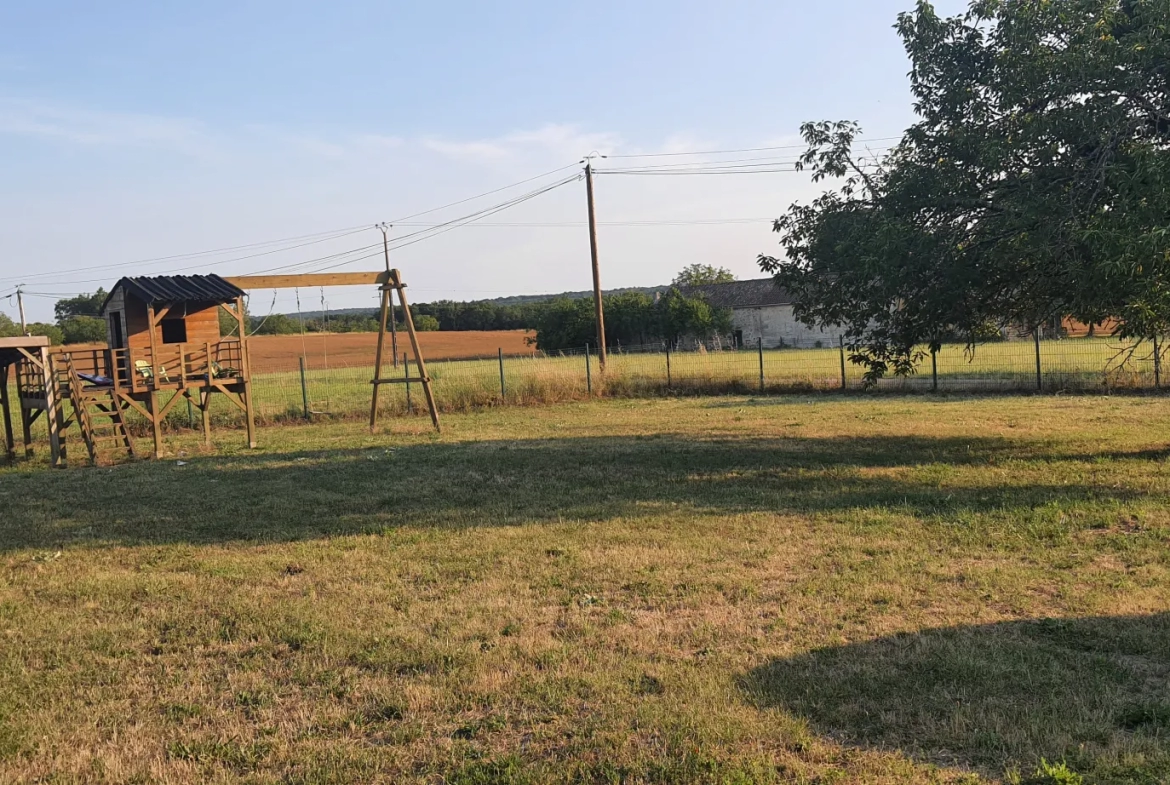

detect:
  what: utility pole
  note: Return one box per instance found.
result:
[584,157,607,371]
[377,224,399,369]
[15,286,27,335]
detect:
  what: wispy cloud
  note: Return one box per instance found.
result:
[240,126,406,159]
[0,98,213,156]
[423,123,622,165]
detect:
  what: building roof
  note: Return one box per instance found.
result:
[102,274,246,311]
[681,278,794,309]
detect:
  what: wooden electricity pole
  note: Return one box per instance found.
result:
[378,224,399,369]
[16,287,27,335]
[585,161,607,371]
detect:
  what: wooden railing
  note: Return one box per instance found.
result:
[53,341,247,394]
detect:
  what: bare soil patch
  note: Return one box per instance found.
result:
[247,330,535,372]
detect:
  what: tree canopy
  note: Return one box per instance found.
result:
[54,289,107,321]
[527,289,732,352]
[760,0,1170,382]
[672,264,736,287]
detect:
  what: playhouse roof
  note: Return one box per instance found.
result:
[102,275,246,311]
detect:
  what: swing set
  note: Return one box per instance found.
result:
[228,268,439,432]
[225,268,440,435]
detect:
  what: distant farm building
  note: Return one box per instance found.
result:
[683,278,844,349]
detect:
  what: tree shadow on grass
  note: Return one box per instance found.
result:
[739,613,1170,783]
[0,433,1162,550]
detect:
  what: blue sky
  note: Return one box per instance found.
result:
[0,0,969,320]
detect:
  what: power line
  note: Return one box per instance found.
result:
[305,174,581,274]
[596,167,803,176]
[391,218,775,227]
[605,136,903,158]
[594,148,893,172]
[385,162,581,223]
[0,161,583,288]
[0,225,373,287]
[596,157,887,176]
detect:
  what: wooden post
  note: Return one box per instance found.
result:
[931,346,938,392]
[146,390,162,459]
[584,162,607,371]
[201,342,213,446]
[299,356,310,420]
[1034,329,1043,392]
[378,224,399,370]
[498,348,506,402]
[235,296,257,449]
[16,288,27,334]
[41,347,62,468]
[20,388,33,458]
[1154,335,1161,390]
[585,344,592,396]
[369,286,391,432]
[839,336,847,391]
[665,343,672,389]
[393,272,441,432]
[758,337,765,393]
[146,303,161,386]
[404,352,412,414]
[0,363,14,461]
[200,388,212,447]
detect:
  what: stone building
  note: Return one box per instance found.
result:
[683,278,844,349]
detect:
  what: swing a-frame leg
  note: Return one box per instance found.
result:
[369,269,441,434]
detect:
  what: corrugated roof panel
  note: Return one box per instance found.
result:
[103,274,245,310]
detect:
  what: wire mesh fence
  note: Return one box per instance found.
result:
[4,335,1167,445]
[243,335,1169,424]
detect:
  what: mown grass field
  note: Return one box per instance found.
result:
[1,395,1169,784]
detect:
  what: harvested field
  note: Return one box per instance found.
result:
[247,330,535,372]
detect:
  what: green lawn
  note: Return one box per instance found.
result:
[1,395,1169,783]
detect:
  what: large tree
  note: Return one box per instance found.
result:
[760,0,1170,382]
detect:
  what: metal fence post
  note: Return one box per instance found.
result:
[1155,335,1161,389]
[498,348,506,401]
[839,336,847,391]
[585,343,592,396]
[1034,330,1043,392]
[665,342,672,389]
[931,347,938,392]
[758,337,765,393]
[404,352,412,414]
[298,356,310,420]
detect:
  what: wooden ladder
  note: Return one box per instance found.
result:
[62,354,135,466]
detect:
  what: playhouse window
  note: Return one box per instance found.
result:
[160,318,188,344]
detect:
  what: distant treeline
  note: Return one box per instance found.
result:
[247,290,731,352]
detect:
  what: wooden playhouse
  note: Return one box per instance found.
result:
[0,274,258,466]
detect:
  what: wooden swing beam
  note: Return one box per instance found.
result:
[224,270,440,434]
[224,272,393,290]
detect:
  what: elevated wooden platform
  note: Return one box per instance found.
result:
[0,336,60,464]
